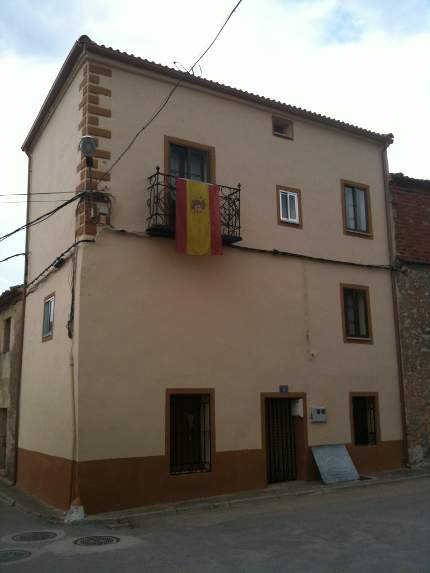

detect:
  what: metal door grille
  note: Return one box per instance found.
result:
[170,394,211,474]
[266,398,296,483]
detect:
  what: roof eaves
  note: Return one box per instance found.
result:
[390,173,430,190]
[86,40,393,145]
[21,35,92,152]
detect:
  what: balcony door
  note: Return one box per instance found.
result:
[169,143,211,183]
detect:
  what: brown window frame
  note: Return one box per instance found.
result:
[165,388,215,476]
[341,179,373,239]
[350,392,380,446]
[276,185,303,228]
[340,284,373,344]
[164,136,216,183]
[272,116,294,140]
[42,292,55,342]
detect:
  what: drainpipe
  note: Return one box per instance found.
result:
[12,153,32,484]
[381,144,409,467]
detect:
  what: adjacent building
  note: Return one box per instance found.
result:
[390,173,430,465]
[16,36,405,513]
[0,285,23,482]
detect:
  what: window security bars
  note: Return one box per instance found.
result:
[147,167,241,243]
[170,394,211,474]
[352,396,377,446]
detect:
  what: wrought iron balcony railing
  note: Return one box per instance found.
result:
[146,167,242,244]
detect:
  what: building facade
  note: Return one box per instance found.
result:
[390,173,430,465]
[0,285,23,482]
[17,36,405,513]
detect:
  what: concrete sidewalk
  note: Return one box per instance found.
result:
[2,465,429,526]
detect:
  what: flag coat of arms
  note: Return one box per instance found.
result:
[175,179,223,255]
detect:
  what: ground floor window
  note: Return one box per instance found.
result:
[170,393,211,474]
[352,395,377,445]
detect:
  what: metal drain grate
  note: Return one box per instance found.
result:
[0,549,32,563]
[12,531,58,543]
[73,535,120,546]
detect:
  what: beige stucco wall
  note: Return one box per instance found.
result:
[94,56,389,266]
[18,64,83,459]
[19,54,402,465]
[77,233,401,461]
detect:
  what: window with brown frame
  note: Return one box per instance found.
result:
[272,116,294,140]
[277,186,302,227]
[42,294,55,340]
[351,395,378,445]
[170,393,211,474]
[341,285,372,342]
[341,180,372,237]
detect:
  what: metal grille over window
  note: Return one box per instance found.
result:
[170,394,211,474]
[352,396,377,445]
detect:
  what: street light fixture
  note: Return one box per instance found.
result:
[79,136,97,192]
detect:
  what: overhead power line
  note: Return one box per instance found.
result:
[0,192,75,197]
[95,0,243,189]
[0,253,26,264]
[0,191,86,244]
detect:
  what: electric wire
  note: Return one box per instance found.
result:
[95,0,243,189]
[0,253,26,264]
[0,192,75,196]
[26,239,95,293]
[0,192,86,244]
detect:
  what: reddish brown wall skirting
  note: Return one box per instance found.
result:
[347,440,403,474]
[16,440,403,514]
[79,450,266,514]
[16,448,72,510]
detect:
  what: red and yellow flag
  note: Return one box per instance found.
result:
[176,179,222,255]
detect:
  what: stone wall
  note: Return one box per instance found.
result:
[0,286,23,481]
[391,174,430,464]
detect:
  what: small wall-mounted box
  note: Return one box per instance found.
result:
[311,407,327,423]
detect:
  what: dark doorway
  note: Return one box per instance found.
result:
[265,398,296,483]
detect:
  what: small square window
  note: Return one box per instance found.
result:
[277,187,302,227]
[341,181,372,237]
[42,294,55,340]
[352,395,378,445]
[341,285,372,343]
[272,117,294,139]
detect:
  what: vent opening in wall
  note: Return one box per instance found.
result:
[272,117,294,140]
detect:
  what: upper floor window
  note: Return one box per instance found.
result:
[272,116,294,140]
[42,294,55,340]
[277,186,302,227]
[341,181,372,238]
[2,318,11,353]
[341,285,372,343]
[168,139,213,183]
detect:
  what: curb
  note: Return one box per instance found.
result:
[90,471,430,528]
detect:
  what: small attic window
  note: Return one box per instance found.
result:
[272,117,294,140]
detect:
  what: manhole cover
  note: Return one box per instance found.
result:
[0,549,32,563]
[11,531,58,542]
[73,535,120,546]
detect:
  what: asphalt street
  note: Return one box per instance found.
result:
[0,477,429,572]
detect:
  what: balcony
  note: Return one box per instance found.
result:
[146,167,242,244]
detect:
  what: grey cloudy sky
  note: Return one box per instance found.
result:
[1,0,429,294]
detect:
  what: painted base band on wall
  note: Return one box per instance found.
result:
[16,441,403,514]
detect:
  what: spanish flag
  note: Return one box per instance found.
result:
[176,179,222,255]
